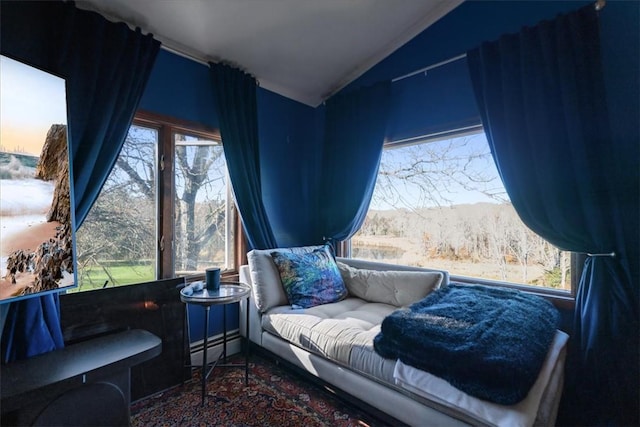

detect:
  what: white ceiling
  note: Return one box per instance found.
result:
[77,0,463,107]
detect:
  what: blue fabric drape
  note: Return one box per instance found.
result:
[210,63,278,250]
[1,294,64,362]
[467,5,638,425]
[0,1,160,227]
[0,1,160,362]
[319,82,391,243]
[61,7,161,227]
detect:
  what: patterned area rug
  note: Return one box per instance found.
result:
[131,353,395,426]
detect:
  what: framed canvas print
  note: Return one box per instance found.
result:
[0,54,78,303]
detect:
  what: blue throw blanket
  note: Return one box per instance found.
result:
[373,284,559,405]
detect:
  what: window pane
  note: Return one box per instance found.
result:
[352,132,571,290]
[174,133,234,276]
[75,125,158,290]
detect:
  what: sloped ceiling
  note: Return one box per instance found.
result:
[77,0,463,106]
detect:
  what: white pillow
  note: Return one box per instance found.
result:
[337,262,444,307]
[247,245,325,312]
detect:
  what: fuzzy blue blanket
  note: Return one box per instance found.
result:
[373,284,559,405]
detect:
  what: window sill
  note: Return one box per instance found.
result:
[450,274,575,311]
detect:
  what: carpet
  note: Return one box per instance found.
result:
[131,352,396,426]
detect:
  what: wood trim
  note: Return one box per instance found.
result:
[135,110,220,138]
[235,212,248,270]
[132,110,246,280]
[335,240,349,257]
[158,122,174,279]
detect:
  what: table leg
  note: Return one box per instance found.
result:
[201,305,210,406]
[223,304,227,363]
[245,296,250,385]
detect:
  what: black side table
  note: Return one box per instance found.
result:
[1,329,161,426]
[180,281,251,405]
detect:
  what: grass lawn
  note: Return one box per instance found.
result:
[73,264,155,292]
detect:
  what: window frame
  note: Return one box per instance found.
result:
[134,110,247,282]
[347,127,579,309]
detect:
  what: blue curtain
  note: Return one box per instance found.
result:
[318,82,391,244]
[0,1,160,362]
[467,5,638,426]
[1,294,64,361]
[210,63,278,250]
[60,6,161,227]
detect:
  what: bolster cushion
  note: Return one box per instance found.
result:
[337,262,444,307]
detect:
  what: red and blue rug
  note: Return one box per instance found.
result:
[131,353,395,426]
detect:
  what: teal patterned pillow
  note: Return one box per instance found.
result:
[271,245,348,309]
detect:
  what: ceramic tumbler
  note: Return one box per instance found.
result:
[206,267,220,290]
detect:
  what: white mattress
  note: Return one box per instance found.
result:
[393,330,569,427]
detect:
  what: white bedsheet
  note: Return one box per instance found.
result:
[393,330,569,427]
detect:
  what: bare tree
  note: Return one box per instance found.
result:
[174,142,227,273]
[482,210,510,280]
[355,135,569,287]
[76,186,155,286]
[375,137,506,210]
[76,126,230,287]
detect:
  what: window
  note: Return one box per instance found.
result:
[174,132,235,275]
[75,125,157,290]
[351,131,574,295]
[75,112,242,291]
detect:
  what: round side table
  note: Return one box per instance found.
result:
[180,281,251,405]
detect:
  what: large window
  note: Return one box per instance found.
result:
[352,131,573,293]
[75,113,240,291]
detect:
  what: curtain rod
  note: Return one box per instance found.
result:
[161,44,209,67]
[392,0,605,84]
[391,53,467,83]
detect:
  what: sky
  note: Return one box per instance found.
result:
[370,132,507,210]
[0,55,67,156]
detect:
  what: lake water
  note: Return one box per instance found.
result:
[351,245,405,261]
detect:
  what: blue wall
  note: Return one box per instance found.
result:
[142,2,640,261]
[4,2,636,409]
[257,88,320,247]
[139,49,317,340]
[140,50,219,128]
[337,0,638,157]
[599,0,640,183]
[341,1,598,142]
[338,0,639,272]
[141,50,319,250]
[332,2,638,424]
[349,1,591,89]
[79,0,640,419]
[333,0,639,290]
[132,0,640,353]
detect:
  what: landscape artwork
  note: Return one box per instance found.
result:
[0,55,77,302]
